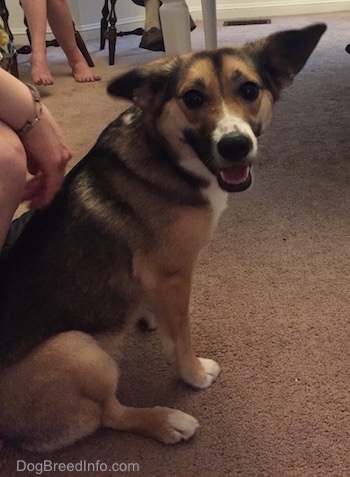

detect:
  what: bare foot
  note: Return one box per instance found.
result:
[71,59,100,83]
[31,61,54,86]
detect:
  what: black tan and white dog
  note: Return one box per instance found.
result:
[0,23,326,452]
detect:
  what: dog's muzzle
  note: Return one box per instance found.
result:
[216,132,253,193]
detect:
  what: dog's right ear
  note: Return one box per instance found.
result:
[107,57,180,112]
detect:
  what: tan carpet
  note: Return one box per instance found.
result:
[1,11,350,477]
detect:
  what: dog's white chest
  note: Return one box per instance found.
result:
[203,180,228,232]
[178,149,228,232]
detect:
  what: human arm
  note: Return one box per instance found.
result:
[0,68,72,208]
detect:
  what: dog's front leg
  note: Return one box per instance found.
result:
[134,251,220,389]
[153,271,220,389]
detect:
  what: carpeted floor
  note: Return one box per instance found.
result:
[1,11,350,477]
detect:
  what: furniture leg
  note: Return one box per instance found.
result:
[73,23,94,67]
[201,0,217,49]
[107,0,117,65]
[101,0,109,50]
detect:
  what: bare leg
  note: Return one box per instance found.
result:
[139,0,164,51]
[20,0,54,85]
[0,122,27,249]
[22,0,100,84]
[46,0,100,83]
[144,0,161,30]
[140,0,195,51]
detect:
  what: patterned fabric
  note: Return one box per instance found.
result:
[0,20,15,71]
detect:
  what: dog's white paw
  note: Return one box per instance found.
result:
[160,409,200,444]
[197,358,221,388]
[199,358,221,378]
[181,358,221,389]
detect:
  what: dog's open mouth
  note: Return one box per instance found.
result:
[217,165,252,192]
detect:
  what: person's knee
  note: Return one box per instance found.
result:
[0,123,28,249]
[0,124,27,188]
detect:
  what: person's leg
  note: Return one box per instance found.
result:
[46,0,100,83]
[139,0,196,51]
[144,0,161,31]
[0,122,27,250]
[139,0,164,51]
[20,0,54,86]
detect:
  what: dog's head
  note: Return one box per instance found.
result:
[108,23,326,193]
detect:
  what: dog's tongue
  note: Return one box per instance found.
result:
[220,165,249,185]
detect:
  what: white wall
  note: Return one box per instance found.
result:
[6,0,349,44]
[188,0,349,19]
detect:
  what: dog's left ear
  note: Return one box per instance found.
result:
[107,57,179,111]
[255,23,327,95]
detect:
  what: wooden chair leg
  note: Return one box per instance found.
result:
[107,0,117,65]
[100,0,144,65]
[101,0,109,50]
[73,23,94,67]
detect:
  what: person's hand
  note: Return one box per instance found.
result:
[20,105,72,209]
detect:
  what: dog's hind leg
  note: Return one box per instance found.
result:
[54,332,199,445]
[102,400,199,444]
[0,331,198,452]
[0,331,119,452]
[60,332,199,445]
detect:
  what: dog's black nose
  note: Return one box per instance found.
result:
[217,132,252,161]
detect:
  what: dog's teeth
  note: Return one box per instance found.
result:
[220,166,249,184]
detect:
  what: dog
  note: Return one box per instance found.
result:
[0,23,326,452]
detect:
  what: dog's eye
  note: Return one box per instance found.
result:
[182,90,205,109]
[239,82,260,102]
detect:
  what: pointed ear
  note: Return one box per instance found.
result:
[107,57,179,112]
[256,23,327,95]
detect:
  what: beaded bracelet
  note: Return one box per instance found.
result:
[16,84,43,139]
